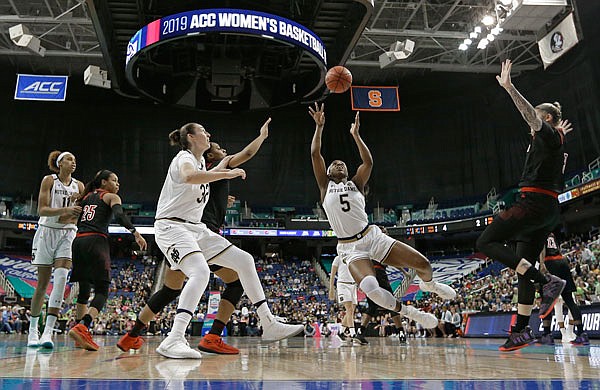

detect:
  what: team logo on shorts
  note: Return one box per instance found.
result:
[170,248,180,262]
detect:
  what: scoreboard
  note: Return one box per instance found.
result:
[398,215,494,236]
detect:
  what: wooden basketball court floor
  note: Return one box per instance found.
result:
[1,334,599,389]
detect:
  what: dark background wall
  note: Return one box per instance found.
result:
[1,1,599,210]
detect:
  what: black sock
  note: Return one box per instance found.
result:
[80,314,93,328]
[543,323,551,335]
[130,319,146,337]
[523,267,548,285]
[574,323,583,336]
[515,314,530,332]
[209,319,226,336]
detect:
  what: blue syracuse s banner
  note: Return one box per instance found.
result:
[351,86,400,111]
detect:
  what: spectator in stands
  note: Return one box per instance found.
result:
[476,59,573,351]
[309,103,454,333]
[1,306,14,333]
[28,150,83,349]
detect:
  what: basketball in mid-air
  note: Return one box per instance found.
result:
[325,66,352,93]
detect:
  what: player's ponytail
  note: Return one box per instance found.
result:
[81,169,114,200]
[47,150,62,173]
[169,123,198,149]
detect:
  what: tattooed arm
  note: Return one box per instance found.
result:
[496,59,542,132]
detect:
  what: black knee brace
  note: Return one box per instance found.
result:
[90,280,110,312]
[221,279,244,305]
[77,281,91,305]
[147,286,181,314]
[517,275,536,305]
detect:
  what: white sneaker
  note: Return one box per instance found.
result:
[155,359,201,379]
[419,280,456,300]
[561,328,576,343]
[39,333,54,349]
[27,330,40,347]
[156,336,202,359]
[400,305,438,329]
[262,321,304,341]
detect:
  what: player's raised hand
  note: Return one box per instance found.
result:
[308,102,325,127]
[260,117,271,139]
[350,111,360,137]
[557,119,573,135]
[496,59,512,89]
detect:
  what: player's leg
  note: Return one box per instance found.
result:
[197,266,241,354]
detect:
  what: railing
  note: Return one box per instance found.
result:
[0,269,16,299]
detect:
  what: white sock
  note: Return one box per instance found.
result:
[29,316,40,334]
[43,314,57,337]
[170,312,192,337]
[349,328,356,337]
[256,302,274,325]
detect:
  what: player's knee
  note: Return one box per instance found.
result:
[359,275,379,295]
[221,279,243,305]
[147,286,181,314]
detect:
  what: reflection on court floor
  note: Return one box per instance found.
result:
[1,335,599,389]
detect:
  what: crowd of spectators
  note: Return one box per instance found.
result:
[1,232,598,339]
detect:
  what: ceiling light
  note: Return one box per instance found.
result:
[459,43,468,51]
[477,38,489,49]
[482,15,495,26]
[474,26,482,34]
[464,38,472,45]
[470,32,479,39]
[487,34,495,41]
[499,0,512,5]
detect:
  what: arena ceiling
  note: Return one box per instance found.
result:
[0,0,573,107]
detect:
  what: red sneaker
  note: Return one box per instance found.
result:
[68,323,99,351]
[198,334,239,354]
[117,333,145,352]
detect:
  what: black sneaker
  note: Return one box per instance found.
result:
[353,333,369,345]
[499,326,536,351]
[539,275,566,319]
[538,333,555,346]
[337,331,351,345]
[570,333,590,346]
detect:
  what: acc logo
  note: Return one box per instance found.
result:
[551,31,564,53]
[23,81,63,93]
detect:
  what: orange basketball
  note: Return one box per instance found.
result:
[325,66,352,93]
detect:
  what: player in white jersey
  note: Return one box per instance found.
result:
[28,150,84,349]
[309,103,456,331]
[139,122,303,359]
[329,255,361,345]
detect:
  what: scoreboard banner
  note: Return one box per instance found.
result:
[126,8,327,66]
[351,86,400,111]
[464,304,600,338]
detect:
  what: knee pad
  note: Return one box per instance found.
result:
[77,281,91,305]
[221,279,244,305]
[360,275,397,311]
[48,267,69,309]
[147,286,182,314]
